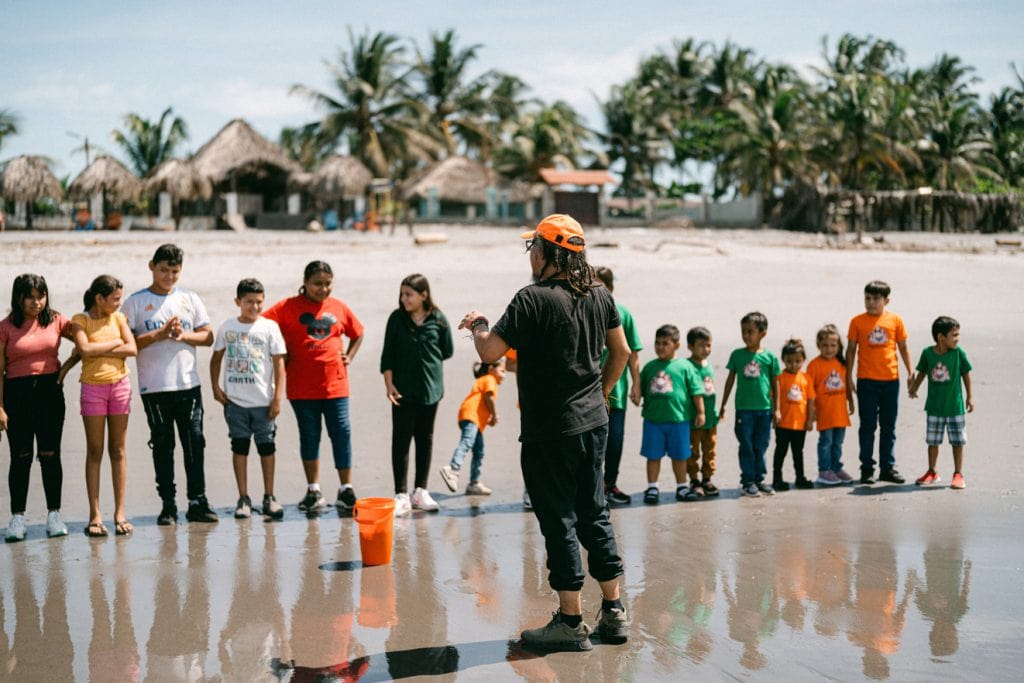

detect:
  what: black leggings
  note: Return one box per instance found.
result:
[773,427,807,481]
[4,373,65,513]
[391,402,439,493]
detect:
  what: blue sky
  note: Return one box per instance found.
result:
[2,0,1021,178]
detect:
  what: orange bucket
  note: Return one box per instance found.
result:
[353,497,395,566]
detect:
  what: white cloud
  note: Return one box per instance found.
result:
[203,80,315,121]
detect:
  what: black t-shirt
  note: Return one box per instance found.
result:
[492,279,621,443]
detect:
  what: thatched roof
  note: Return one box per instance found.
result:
[401,156,536,204]
[310,155,373,199]
[144,159,212,200]
[191,118,303,184]
[0,155,63,203]
[68,155,143,202]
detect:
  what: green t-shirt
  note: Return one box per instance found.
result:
[687,358,718,429]
[726,348,780,411]
[601,302,643,410]
[916,345,972,417]
[640,357,704,423]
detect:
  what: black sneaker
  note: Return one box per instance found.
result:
[157,504,178,526]
[297,489,325,512]
[186,497,219,523]
[335,487,357,510]
[773,479,791,492]
[879,469,906,484]
[643,486,659,504]
[860,473,876,485]
[742,483,761,497]
[756,481,776,496]
[794,478,815,490]
[262,494,284,520]
[520,611,593,652]
[605,485,632,505]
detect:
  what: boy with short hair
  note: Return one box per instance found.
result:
[908,316,974,489]
[595,266,643,506]
[683,326,720,497]
[639,325,705,504]
[122,243,216,525]
[846,280,914,484]
[210,279,288,519]
[719,311,781,497]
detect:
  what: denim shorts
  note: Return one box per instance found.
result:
[225,402,276,444]
[640,420,692,460]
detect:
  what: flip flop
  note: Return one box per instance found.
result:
[84,522,108,537]
[114,520,133,536]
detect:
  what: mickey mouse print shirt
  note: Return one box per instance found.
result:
[848,311,908,380]
[726,347,781,411]
[916,345,972,417]
[264,295,364,400]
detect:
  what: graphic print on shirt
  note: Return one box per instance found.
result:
[299,312,337,339]
[743,360,761,378]
[786,384,804,401]
[825,370,844,391]
[224,329,265,384]
[703,375,716,396]
[868,326,888,345]
[649,371,674,395]
[931,362,950,383]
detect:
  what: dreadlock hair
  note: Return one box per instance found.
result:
[539,238,595,295]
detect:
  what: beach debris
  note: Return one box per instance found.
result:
[414,232,448,245]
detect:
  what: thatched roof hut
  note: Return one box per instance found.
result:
[0,155,63,203]
[401,156,536,204]
[311,155,373,200]
[191,118,303,185]
[144,159,212,201]
[68,155,143,203]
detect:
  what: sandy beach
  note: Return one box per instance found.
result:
[1,225,1022,680]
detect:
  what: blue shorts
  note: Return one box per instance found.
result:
[640,420,692,460]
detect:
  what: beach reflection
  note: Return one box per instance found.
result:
[90,542,139,682]
[912,522,971,659]
[5,543,75,679]
[724,518,778,671]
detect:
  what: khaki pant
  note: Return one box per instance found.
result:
[688,426,717,482]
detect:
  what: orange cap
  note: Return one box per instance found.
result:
[520,214,585,252]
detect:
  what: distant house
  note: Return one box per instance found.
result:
[539,168,617,226]
[402,156,542,221]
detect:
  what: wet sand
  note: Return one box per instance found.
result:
[1,226,1022,679]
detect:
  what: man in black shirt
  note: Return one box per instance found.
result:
[459,214,631,651]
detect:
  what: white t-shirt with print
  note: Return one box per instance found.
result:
[122,287,211,394]
[213,316,287,408]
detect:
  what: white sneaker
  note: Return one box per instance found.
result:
[466,481,492,495]
[394,493,412,517]
[5,514,27,542]
[411,487,440,512]
[46,511,68,538]
[523,490,533,510]
[439,465,459,492]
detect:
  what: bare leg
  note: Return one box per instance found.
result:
[302,459,319,486]
[107,414,129,523]
[557,590,583,616]
[927,445,939,472]
[260,455,275,497]
[645,459,660,486]
[233,454,248,498]
[671,460,688,486]
[83,415,107,525]
[336,467,351,486]
[952,445,964,473]
[599,577,621,601]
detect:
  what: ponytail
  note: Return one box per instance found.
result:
[83,275,123,311]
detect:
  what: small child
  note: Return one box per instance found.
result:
[210,279,287,519]
[806,324,855,486]
[439,358,506,496]
[683,326,720,498]
[909,316,973,489]
[847,280,913,484]
[720,312,781,497]
[639,325,705,504]
[773,339,816,491]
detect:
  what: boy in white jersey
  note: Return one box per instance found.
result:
[122,244,216,525]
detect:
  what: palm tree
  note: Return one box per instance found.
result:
[292,28,437,178]
[110,107,188,177]
[988,78,1024,188]
[279,123,335,171]
[0,108,19,153]
[598,82,665,199]
[494,101,591,182]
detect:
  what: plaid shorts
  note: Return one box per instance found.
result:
[926,414,966,446]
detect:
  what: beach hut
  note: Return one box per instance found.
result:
[144,159,213,230]
[538,168,616,226]
[0,155,63,230]
[402,156,540,221]
[190,118,305,229]
[68,155,143,229]
[310,155,373,226]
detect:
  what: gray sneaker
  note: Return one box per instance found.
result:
[521,611,593,651]
[46,510,68,538]
[234,496,252,519]
[742,483,761,498]
[262,495,284,520]
[5,514,27,542]
[595,605,629,644]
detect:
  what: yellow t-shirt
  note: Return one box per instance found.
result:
[71,312,130,385]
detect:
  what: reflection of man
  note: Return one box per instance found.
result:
[460,214,631,651]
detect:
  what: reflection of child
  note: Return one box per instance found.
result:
[210,279,287,520]
[807,324,854,486]
[773,339,815,491]
[909,316,974,489]
[639,325,705,504]
[439,359,506,496]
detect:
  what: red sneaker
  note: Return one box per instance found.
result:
[915,470,940,486]
[950,472,966,489]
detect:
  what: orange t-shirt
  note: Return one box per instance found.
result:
[847,311,907,380]
[806,356,851,430]
[457,374,499,430]
[777,370,814,430]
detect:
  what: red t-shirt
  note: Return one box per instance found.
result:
[0,313,71,378]
[264,296,364,400]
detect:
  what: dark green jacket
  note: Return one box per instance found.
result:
[379,308,454,405]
